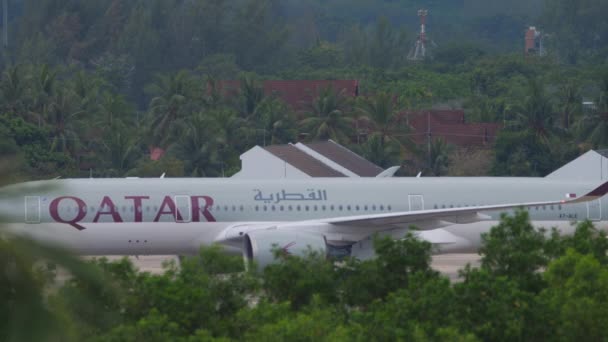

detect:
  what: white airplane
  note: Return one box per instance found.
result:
[1,168,608,267]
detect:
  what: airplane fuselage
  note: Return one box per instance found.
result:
[0,177,604,256]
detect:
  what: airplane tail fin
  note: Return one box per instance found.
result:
[546,150,608,181]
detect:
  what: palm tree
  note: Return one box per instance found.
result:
[557,81,582,130]
[299,86,353,143]
[358,133,401,168]
[356,91,415,155]
[465,94,512,123]
[575,74,608,147]
[102,121,142,175]
[167,111,224,177]
[71,70,105,111]
[582,113,608,148]
[27,64,57,124]
[239,75,264,118]
[202,76,225,110]
[401,85,433,117]
[252,97,297,145]
[204,108,252,166]
[511,79,557,144]
[97,92,134,128]
[0,66,27,115]
[45,88,85,156]
[167,107,249,176]
[146,71,196,147]
[427,138,453,176]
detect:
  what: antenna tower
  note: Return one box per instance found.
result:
[408,9,428,61]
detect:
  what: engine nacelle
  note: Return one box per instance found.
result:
[243,229,328,269]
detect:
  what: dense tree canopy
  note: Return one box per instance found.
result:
[4,208,608,341]
[0,0,606,178]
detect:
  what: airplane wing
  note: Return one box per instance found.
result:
[217,180,608,253]
[220,181,608,267]
[318,181,608,229]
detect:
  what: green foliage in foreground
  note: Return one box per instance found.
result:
[4,210,608,341]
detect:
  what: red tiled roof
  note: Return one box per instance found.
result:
[264,145,346,177]
[215,80,359,110]
[304,140,384,176]
[425,109,465,124]
[407,110,501,147]
[264,80,358,110]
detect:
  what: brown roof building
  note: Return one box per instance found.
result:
[216,80,359,110]
[300,140,384,177]
[407,110,501,147]
[232,140,387,179]
[263,144,346,177]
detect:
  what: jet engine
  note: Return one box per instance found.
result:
[243,229,328,269]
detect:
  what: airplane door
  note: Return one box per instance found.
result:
[408,194,424,211]
[25,196,41,223]
[174,195,191,223]
[587,199,601,221]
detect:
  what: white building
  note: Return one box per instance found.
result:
[232,140,390,179]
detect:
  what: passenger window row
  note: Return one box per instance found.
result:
[217,204,393,212]
[61,204,395,214]
[432,204,563,211]
[58,202,568,214]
